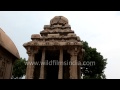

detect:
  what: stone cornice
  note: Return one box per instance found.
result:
[23,40,83,47]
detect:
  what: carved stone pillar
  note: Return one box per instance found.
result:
[25,53,34,79]
[39,48,45,79]
[58,48,63,79]
[25,47,39,79]
[68,47,79,79]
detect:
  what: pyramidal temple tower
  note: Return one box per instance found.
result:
[23,16,84,79]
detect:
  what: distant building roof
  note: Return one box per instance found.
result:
[0,28,20,59]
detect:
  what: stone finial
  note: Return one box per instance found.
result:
[50,16,68,26]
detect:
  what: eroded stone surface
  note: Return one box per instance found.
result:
[23,16,84,79]
[0,28,20,79]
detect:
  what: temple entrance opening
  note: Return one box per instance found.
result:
[45,50,59,79]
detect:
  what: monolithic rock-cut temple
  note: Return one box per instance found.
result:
[0,28,20,79]
[23,16,84,79]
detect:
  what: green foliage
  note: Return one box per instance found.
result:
[81,41,107,79]
[12,58,27,79]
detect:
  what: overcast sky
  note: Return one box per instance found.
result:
[0,11,120,79]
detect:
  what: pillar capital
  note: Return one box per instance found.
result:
[67,47,80,56]
[26,46,40,56]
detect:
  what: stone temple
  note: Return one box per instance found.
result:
[0,28,20,79]
[23,16,84,79]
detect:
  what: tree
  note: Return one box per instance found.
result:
[81,41,107,79]
[12,58,27,79]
